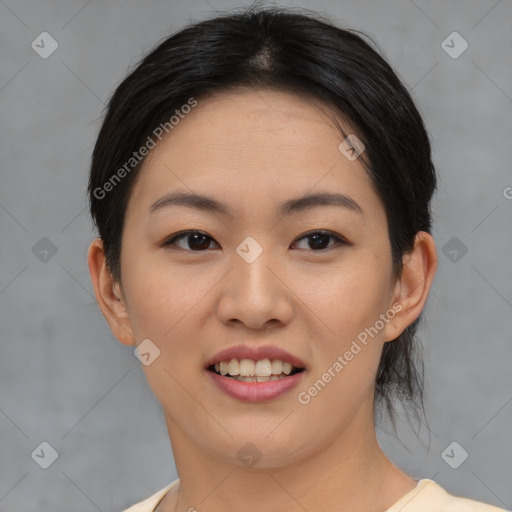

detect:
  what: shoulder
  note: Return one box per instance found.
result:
[386,479,510,512]
[122,479,179,512]
[122,478,510,512]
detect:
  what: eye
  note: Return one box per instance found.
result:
[162,229,350,252]
[163,230,218,251]
[291,230,349,251]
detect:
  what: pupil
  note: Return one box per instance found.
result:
[189,234,209,250]
[310,233,329,250]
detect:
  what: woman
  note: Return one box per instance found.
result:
[87,6,507,512]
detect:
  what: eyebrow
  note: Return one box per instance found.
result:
[149,190,363,217]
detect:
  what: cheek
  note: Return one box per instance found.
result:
[127,277,199,346]
[303,252,393,342]
[121,254,218,382]
[123,238,393,350]
[122,262,208,406]
[292,257,392,431]
[121,244,203,334]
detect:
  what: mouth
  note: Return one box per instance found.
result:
[204,346,307,402]
[207,358,305,382]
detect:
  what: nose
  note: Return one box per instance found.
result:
[215,241,294,330]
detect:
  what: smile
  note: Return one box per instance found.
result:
[206,358,306,402]
[208,358,305,382]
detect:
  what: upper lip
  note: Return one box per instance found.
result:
[205,344,307,370]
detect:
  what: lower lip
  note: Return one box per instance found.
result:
[207,370,305,403]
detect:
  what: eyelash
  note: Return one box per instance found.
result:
[162,230,351,252]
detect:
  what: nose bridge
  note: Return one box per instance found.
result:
[233,234,277,301]
[216,234,292,328]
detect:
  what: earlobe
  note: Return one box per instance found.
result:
[87,238,136,346]
[384,231,437,342]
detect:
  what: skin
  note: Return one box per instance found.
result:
[88,89,437,512]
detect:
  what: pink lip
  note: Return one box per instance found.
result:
[207,370,305,403]
[205,344,307,369]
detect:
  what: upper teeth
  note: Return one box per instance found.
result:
[214,359,294,377]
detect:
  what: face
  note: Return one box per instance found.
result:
[111,89,404,467]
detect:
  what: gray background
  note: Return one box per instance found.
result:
[1,0,511,510]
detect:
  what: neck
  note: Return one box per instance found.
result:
[159,403,415,512]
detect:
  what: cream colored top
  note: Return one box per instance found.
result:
[123,478,509,511]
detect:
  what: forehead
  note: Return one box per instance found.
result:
[126,88,380,220]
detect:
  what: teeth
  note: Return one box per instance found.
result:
[219,361,229,376]
[228,358,240,376]
[211,358,301,378]
[230,374,289,382]
[239,359,255,377]
[271,360,283,374]
[254,358,272,376]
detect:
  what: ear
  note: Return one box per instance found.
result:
[383,231,437,342]
[87,238,136,346]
